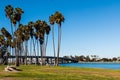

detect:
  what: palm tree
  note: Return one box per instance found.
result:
[41,21,50,65]
[49,14,56,65]
[4,5,14,37]
[34,20,48,65]
[1,27,12,65]
[23,25,30,65]
[13,7,24,25]
[5,37,11,65]
[34,20,44,65]
[28,21,34,64]
[4,5,14,64]
[54,11,64,66]
[4,5,13,19]
[34,20,41,64]
[14,24,25,64]
[4,5,24,66]
[14,29,19,66]
[0,34,5,64]
[12,7,24,67]
[45,25,51,57]
[0,35,4,47]
[19,24,25,64]
[34,32,39,64]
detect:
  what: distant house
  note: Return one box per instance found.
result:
[117,57,120,61]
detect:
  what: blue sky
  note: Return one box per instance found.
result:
[1,0,120,58]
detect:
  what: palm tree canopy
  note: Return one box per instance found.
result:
[14,7,24,14]
[54,11,65,26]
[11,38,16,48]
[28,21,34,38]
[4,5,13,18]
[1,27,12,39]
[10,14,17,26]
[14,7,24,22]
[45,25,51,35]
[23,25,30,41]
[1,27,12,48]
[49,14,55,25]
[0,35,5,46]
[5,38,11,47]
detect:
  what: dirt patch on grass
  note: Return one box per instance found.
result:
[0,78,14,80]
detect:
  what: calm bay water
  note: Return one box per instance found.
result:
[59,62,120,70]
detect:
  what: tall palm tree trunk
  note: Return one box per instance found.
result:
[21,42,24,64]
[15,26,19,67]
[33,38,37,65]
[40,44,43,65]
[37,39,39,64]
[42,42,45,65]
[10,22,14,64]
[45,35,48,56]
[15,47,19,66]
[25,41,28,65]
[19,43,23,64]
[52,26,56,66]
[30,38,33,64]
[57,25,62,66]
[45,35,48,64]
[10,22,14,38]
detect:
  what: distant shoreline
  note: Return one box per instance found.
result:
[78,62,120,63]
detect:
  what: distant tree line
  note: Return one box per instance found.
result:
[63,55,120,62]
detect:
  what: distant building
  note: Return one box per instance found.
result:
[117,57,120,61]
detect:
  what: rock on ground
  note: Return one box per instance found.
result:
[4,66,22,72]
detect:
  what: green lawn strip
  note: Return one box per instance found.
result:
[0,65,120,80]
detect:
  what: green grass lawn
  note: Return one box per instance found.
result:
[0,65,120,80]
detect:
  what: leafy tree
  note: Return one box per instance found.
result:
[112,57,117,62]
[85,55,90,62]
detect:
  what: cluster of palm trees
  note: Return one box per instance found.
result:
[0,5,64,66]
